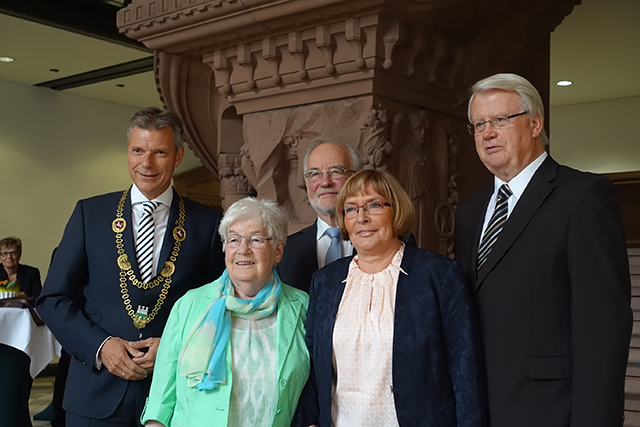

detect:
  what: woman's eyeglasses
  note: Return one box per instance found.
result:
[225,234,273,248]
[340,201,391,218]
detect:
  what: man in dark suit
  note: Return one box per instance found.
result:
[37,108,224,427]
[454,73,632,427]
[278,137,362,292]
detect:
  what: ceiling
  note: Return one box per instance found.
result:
[0,0,638,110]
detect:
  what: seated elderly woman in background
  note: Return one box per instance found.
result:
[142,197,309,427]
[0,237,42,299]
[299,170,487,427]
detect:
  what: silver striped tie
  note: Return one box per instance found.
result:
[136,200,160,283]
[477,184,512,272]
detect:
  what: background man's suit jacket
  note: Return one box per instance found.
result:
[454,156,632,427]
[278,222,318,293]
[299,244,487,427]
[0,263,42,299]
[37,188,224,420]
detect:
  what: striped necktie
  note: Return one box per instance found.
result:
[136,200,160,283]
[325,227,342,265]
[477,184,512,272]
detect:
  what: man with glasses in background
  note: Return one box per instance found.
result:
[454,73,632,427]
[278,137,363,293]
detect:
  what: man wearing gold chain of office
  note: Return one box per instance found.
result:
[37,108,225,427]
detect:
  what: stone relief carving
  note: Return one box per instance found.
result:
[359,105,395,172]
[242,98,369,232]
[435,129,460,257]
[386,109,459,255]
[218,153,256,210]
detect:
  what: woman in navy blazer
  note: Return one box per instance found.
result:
[297,170,487,427]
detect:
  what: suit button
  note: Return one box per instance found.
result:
[280,379,287,387]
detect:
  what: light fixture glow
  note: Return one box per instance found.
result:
[0,56,15,63]
[556,80,573,87]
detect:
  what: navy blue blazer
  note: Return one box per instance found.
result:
[0,263,42,299]
[36,188,224,419]
[300,243,487,427]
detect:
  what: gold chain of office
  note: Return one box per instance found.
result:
[111,189,187,328]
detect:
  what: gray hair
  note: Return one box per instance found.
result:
[468,73,549,147]
[0,237,22,254]
[219,197,288,250]
[127,107,186,150]
[302,136,364,173]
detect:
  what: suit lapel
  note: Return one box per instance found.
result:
[158,188,179,270]
[394,245,416,332]
[305,222,320,271]
[122,189,140,275]
[476,157,558,289]
[470,185,492,279]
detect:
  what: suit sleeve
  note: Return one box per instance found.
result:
[567,175,632,426]
[36,200,110,369]
[438,261,488,427]
[292,271,321,426]
[206,210,225,282]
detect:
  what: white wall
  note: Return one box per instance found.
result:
[0,80,201,280]
[550,96,640,174]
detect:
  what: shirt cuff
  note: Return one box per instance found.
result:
[95,336,112,369]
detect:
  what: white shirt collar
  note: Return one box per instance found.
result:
[130,184,174,207]
[493,151,548,201]
[315,217,335,240]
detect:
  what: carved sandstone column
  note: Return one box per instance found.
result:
[118,0,580,254]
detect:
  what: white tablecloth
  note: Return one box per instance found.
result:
[0,307,61,378]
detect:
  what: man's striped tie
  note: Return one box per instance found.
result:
[477,184,512,272]
[136,201,160,283]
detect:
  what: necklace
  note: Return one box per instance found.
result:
[112,189,186,328]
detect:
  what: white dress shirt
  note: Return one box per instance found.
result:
[130,184,173,278]
[96,184,174,368]
[479,151,548,245]
[316,218,354,268]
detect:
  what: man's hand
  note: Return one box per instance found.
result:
[99,337,148,381]
[129,337,160,374]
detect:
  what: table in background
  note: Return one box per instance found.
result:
[0,306,61,427]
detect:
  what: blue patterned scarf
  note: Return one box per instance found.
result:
[177,268,282,390]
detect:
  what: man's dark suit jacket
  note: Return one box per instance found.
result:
[299,243,487,427]
[278,222,318,293]
[36,188,224,420]
[454,156,632,427]
[0,263,42,299]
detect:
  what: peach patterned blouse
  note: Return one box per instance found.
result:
[331,243,406,427]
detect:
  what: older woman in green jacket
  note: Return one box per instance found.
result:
[142,197,309,427]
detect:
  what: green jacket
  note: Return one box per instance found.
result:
[141,279,310,427]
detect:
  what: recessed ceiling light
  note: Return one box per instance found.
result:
[0,56,15,63]
[556,80,573,87]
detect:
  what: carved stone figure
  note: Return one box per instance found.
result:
[360,105,394,171]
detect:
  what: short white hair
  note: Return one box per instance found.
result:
[302,136,363,172]
[219,197,288,249]
[468,73,549,147]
